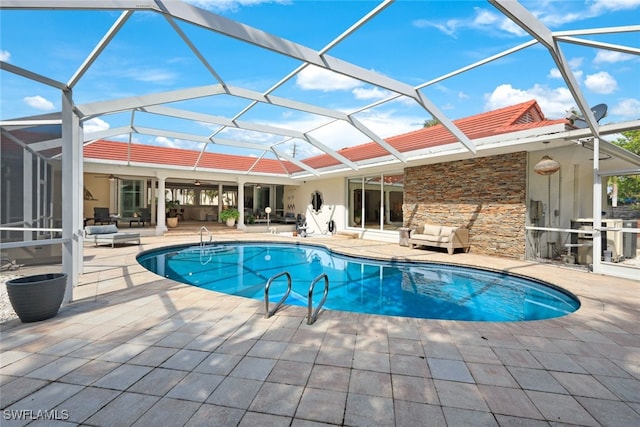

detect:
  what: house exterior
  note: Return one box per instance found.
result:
[80,100,640,268]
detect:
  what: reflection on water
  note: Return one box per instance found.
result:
[138,242,580,322]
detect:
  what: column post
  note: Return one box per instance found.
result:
[592,137,602,273]
[61,89,83,302]
[156,176,168,235]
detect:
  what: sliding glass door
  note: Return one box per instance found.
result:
[348,173,404,231]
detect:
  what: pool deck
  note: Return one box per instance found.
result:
[1,232,639,426]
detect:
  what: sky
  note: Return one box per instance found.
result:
[1,0,639,160]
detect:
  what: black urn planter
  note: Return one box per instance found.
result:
[6,273,67,322]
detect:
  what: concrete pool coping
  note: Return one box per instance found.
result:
[136,238,582,322]
[1,232,639,426]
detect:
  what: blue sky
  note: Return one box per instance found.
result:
[1,0,639,159]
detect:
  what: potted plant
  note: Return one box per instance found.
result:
[6,273,67,322]
[166,200,180,228]
[220,208,240,227]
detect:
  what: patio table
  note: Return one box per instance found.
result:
[121,217,142,227]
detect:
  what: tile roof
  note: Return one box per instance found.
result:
[84,141,294,175]
[302,100,564,169]
[84,100,565,175]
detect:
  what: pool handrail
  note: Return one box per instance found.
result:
[199,226,212,247]
[307,273,329,325]
[264,271,292,319]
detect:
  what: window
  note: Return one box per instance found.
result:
[348,173,404,231]
[119,179,143,216]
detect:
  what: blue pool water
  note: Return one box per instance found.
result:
[137,242,580,322]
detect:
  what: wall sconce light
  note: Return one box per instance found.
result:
[194,180,201,186]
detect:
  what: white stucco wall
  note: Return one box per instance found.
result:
[289,178,346,236]
[526,143,635,260]
[527,143,630,231]
[288,177,401,243]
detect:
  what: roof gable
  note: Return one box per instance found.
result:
[303,100,560,169]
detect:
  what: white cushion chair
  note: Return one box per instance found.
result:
[85,224,140,248]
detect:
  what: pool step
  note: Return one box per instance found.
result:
[334,231,360,239]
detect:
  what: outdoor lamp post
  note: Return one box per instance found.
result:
[265,207,271,228]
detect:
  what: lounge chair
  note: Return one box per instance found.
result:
[85,224,140,248]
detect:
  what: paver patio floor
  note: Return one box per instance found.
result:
[1,233,639,426]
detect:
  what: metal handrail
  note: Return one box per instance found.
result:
[264,271,292,319]
[307,273,329,325]
[199,226,211,247]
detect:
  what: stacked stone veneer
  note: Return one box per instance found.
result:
[404,152,527,259]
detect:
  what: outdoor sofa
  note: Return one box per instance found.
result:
[409,223,470,255]
[85,224,140,248]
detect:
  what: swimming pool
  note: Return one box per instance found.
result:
[137,242,580,322]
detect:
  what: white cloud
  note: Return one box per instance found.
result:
[548,57,584,80]
[23,95,55,111]
[185,0,289,13]
[570,57,585,68]
[355,109,426,140]
[412,18,460,37]
[83,117,110,134]
[413,7,525,37]
[534,10,587,27]
[498,17,527,37]
[507,1,640,28]
[610,98,640,118]
[154,136,202,151]
[473,8,498,25]
[216,127,281,145]
[262,107,426,159]
[125,68,178,85]
[0,49,10,61]
[584,71,618,94]
[352,87,392,101]
[589,0,640,14]
[484,83,574,118]
[593,50,636,64]
[549,67,584,81]
[548,68,563,79]
[296,65,363,91]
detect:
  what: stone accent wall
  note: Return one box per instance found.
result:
[404,152,527,259]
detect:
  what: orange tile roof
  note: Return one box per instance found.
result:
[303,100,564,169]
[84,100,565,175]
[84,140,294,175]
